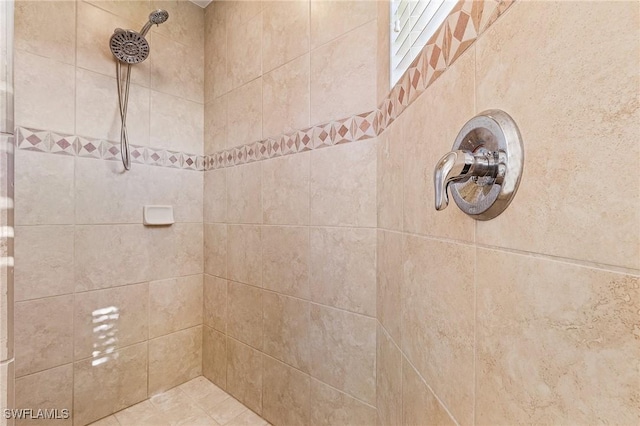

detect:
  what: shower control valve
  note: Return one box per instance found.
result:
[432,110,524,220]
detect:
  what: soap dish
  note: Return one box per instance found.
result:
[143,205,175,226]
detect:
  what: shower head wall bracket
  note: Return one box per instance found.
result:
[433,109,524,220]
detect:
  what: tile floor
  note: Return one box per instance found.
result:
[88,377,269,426]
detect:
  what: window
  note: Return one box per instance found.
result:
[390,0,457,86]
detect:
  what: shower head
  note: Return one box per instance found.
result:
[149,9,169,25]
[109,9,169,64]
[110,9,169,171]
[109,29,150,64]
[139,9,169,37]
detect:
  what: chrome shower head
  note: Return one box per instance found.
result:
[110,9,169,172]
[109,9,169,64]
[109,29,150,64]
[149,9,169,25]
[139,9,169,37]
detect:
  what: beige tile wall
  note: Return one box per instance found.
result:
[14,0,204,154]
[376,1,640,425]
[11,1,638,426]
[0,0,14,423]
[13,1,205,424]
[202,3,387,420]
[204,0,385,148]
[203,135,379,421]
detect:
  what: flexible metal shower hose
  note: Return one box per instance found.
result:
[116,61,132,170]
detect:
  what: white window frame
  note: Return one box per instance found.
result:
[390,0,457,87]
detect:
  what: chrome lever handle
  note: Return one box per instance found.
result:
[433,150,474,211]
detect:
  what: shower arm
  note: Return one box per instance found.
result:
[139,21,154,37]
[139,10,169,37]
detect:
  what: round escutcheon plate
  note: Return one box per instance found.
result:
[450,110,524,220]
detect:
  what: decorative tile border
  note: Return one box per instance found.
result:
[202,0,514,171]
[15,0,513,173]
[15,127,205,171]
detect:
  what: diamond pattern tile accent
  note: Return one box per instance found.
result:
[101,141,121,161]
[381,98,394,130]
[297,128,314,152]
[245,142,258,163]
[280,133,298,155]
[478,0,511,35]
[195,155,206,171]
[424,28,448,88]
[351,112,376,141]
[312,122,334,149]
[129,146,147,164]
[407,53,427,104]
[145,147,165,166]
[234,146,247,165]
[445,7,478,66]
[391,73,411,120]
[182,153,198,170]
[49,132,75,156]
[332,117,355,145]
[224,149,234,167]
[268,138,283,157]
[75,136,102,159]
[373,109,384,135]
[256,140,269,161]
[203,155,213,171]
[164,151,181,168]
[216,152,225,168]
[17,128,50,152]
[16,127,203,170]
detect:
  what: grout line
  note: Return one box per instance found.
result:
[71,0,78,403]
[309,375,377,411]
[307,0,312,130]
[68,325,201,366]
[212,272,378,322]
[146,276,151,399]
[471,43,478,426]
[402,351,461,426]
[374,321,380,422]
[214,221,379,230]
[260,347,379,412]
[15,272,205,304]
[391,230,640,276]
[224,275,229,389]
[309,16,378,55]
[225,328,380,413]
[472,232,478,426]
[16,221,204,227]
[12,361,69,382]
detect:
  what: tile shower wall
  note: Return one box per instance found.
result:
[203,0,387,153]
[12,1,204,425]
[9,1,638,426]
[0,1,15,425]
[376,1,639,425]
[203,144,379,424]
[202,1,384,423]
